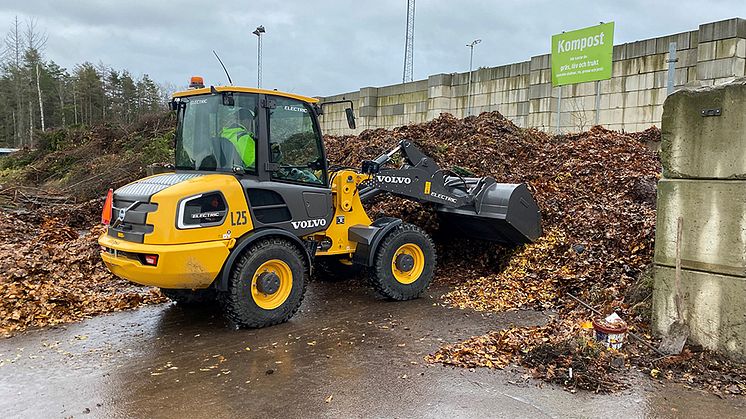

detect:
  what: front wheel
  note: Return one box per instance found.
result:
[368,223,436,300]
[221,238,307,328]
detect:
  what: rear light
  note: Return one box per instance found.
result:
[143,254,159,266]
[101,188,113,225]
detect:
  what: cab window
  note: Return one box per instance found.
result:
[268,97,325,185]
[175,93,259,172]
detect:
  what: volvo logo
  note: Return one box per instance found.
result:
[376,175,411,184]
[291,219,327,229]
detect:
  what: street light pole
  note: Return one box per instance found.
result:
[466,39,481,117]
[252,25,266,88]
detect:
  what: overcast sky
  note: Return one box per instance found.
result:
[0,1,743,96]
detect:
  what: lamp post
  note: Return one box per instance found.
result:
[466,39,481,117]
[253,25,266,88]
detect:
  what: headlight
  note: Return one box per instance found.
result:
[176,191,228,229]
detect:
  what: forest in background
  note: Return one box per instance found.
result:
[0,17,167,149]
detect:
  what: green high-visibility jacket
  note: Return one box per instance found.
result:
[220,125,256,168]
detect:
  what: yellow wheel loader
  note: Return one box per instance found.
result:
[98,78,542,328]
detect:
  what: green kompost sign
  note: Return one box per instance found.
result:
[551,22,614,86]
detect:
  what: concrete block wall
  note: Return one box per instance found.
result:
[653,79,746,361]
[319,18,746,136]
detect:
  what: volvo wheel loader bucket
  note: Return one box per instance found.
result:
[436,179,542,245]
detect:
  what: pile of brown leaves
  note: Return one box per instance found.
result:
[0,206,166,336]
[326,112,660,314]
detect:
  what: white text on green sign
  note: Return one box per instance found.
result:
[551,22,614,86]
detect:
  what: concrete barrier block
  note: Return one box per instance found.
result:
[627,39,658,58]
[676,49,698,69]
[655,179,746,276]
[653,70,667,88]
[698,41,717,61]
[359,87,379,97]
[674,68,688,86]
[653,265,746,360]
[641,53,668,73]
[699,58,741,80]
[661,79,746,178]
[530,54,551,71]
[623,91,639,107]
[656,31,692,53]
[599,108,623,124]
[624,75,640,92]
[359,106,377,117]
[528,82,551,100]
[698,18,746,43]
[405,80,428,94]
[516,101,529,116]
[716,38,740,59]
[428,85,450,98]
[427,73,452,88]
[623,105,642,123]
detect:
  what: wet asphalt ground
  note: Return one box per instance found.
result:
[1,280,744,419]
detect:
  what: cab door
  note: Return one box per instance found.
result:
[241,95,333,237]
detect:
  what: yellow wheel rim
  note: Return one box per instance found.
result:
[391,243,425,284]
[251,259,293,310]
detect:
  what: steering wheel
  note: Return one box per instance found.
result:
[278,166,321,184]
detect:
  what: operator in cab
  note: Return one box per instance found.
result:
[220,107,256,169]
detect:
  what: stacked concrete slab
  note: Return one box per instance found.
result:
[653,79,746,360]
[319,18,746,136]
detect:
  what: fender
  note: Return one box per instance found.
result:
[216,228,313,292]
[349,217,403,266]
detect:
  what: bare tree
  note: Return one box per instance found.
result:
[4,16,23,146]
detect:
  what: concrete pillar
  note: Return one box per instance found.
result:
[653,78,746,360]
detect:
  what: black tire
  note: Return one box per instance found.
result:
[221,238,307,328]
[369,223,436,300]
[314,257,364,282]
[161,288,217,305]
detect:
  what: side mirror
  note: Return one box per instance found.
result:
[168,100,179,111]
[345,108,356,130]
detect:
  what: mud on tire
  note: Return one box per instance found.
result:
[221,237,308,328]
[368,223,436,300]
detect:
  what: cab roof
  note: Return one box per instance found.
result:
[172,86,319,104]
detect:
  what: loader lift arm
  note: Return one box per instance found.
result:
[358,140,491,208]
[355,140,542,245]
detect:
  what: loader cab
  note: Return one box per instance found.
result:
[172,87,329,186]
[171,85,337,236]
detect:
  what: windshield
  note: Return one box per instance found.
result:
[175,93,259,172]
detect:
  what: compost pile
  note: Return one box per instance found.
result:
[326,112,660,315]
[0,207,166,336]
[0,115,174,336]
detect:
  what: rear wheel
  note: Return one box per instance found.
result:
[161,288,217,305]
[369,223,436,300]
[222,238,307,328]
